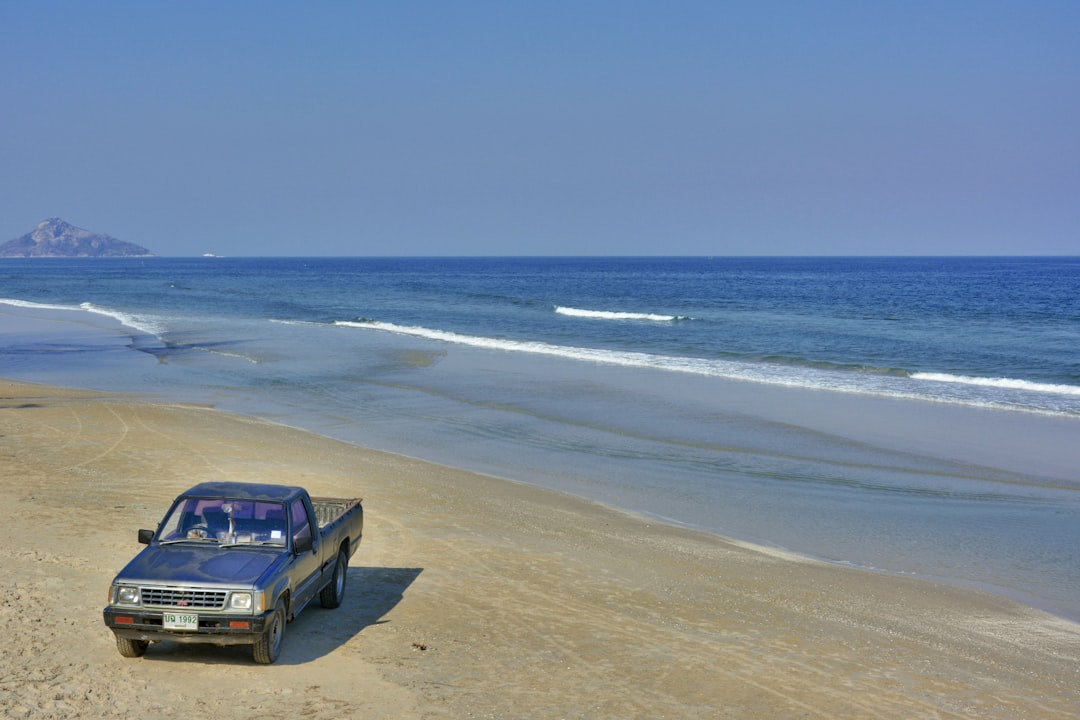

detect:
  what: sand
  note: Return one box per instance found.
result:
[1,380,1077,719]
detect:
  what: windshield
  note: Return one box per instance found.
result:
[158,497,288,547]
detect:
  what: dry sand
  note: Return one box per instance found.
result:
[1,380,1077,719]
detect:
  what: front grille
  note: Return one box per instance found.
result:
[141,587,228,610]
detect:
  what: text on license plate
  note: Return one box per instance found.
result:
[163,613,198,630]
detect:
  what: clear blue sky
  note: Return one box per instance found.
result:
[2,1,1077,256]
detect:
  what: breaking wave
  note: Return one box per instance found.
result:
[911,372,1080,397]
[0,297,166,339]
[334,319,1080,417]
[554,306,687,322]
[0,298,74,312]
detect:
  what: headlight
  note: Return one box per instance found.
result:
[229,592,253,611]
[115,586,140,604]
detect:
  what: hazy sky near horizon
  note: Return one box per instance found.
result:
[2,2,1077,256]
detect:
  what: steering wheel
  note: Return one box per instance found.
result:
[187,524,212,539]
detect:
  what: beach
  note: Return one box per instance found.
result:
[2,379,1077,719]
[4,257,1080,623]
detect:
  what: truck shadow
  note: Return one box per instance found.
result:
[141,566,422,666]
[279,565,423,665]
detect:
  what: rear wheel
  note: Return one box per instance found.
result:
[253,599,286,664]
[319,548,348,609]
[115,635,148,658]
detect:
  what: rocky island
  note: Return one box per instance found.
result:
[0,218,154,257]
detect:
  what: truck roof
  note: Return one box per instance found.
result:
[180,481,305,503]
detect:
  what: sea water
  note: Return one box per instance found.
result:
[2,256,1078,619]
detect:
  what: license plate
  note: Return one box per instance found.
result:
[163,613,198,630]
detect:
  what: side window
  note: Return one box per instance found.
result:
[158,498,197,540]
[290,499,312,548]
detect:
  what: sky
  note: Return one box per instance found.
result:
[1,1,1077,256]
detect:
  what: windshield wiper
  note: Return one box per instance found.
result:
[158,537,220,545]
[220,540,284,548]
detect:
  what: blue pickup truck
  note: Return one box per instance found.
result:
[103,481,363,664]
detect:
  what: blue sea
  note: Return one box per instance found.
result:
[2,256,1079,619]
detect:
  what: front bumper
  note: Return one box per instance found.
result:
[103,606,275,646]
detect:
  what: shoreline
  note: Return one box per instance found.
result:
[4,296,1080,625]
[2,378,1078,718]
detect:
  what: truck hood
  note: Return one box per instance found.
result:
[117,543,286,587]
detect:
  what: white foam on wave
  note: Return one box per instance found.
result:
[912,372,1080,397]
[331,320,883,386]
[77,302,166,338]
[0,297,77,312]
[0,297,165,339]
[337,320,623,362]
[554,305,683,322]
[335,320,1080,417]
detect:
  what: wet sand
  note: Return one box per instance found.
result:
[1,380,1077,719]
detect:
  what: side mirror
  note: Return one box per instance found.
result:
[138,529,154,544]
[293,534,313,555]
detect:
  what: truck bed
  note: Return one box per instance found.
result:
[311,496,362,529]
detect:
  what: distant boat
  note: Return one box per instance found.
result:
[202,253,217,257]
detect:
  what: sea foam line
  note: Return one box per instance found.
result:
[0,297,76,313]
[336,320,645,364]
[554,305,685,322]
[78,303,167,338]
[335,320,1080,416]
[911,372,1080,397]
[331,319,855,386]
[0,297,165,338]
[335,321,738,379]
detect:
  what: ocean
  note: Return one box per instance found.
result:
[2,256,1078,619]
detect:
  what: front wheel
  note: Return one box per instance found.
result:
[319,549,348,609]
[116,635,148,658]
[253,599,286,664]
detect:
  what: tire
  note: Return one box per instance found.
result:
[116,635,148,658]
[319,548,348,609]
[253,599,286,664]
